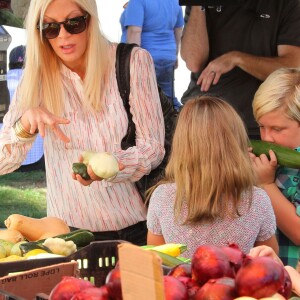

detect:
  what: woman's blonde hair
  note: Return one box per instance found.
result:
[165,96,256,224]
[253,68,300,123]
[19,0,112,115]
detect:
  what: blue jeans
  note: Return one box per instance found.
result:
[155,60,182,111]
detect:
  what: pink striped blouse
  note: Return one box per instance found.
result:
[0,44,165,231]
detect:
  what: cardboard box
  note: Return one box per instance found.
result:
[0,241,126,299]
[0,261,78,300]
[118,243,165,300]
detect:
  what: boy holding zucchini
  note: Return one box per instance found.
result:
[250,68,300,268]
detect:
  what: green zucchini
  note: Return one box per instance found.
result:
[72,163,91,180]
[54,229,95,247]
[250,140,300,169]
[21,229,95,252]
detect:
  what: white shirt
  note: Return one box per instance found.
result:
[0,45,165,231]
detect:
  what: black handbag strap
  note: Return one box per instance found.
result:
[115,43,139,149]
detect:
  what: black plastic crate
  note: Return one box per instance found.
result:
[68,240,124,287]
[0,240,125,299]
[0,240,171,299]
[0,289,25,300]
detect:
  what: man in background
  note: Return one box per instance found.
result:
[120,0,184,111]
[181,1,300,139]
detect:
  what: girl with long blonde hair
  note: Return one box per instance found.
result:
[147,96,278,257]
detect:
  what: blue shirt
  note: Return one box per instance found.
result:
[120,0,184,62]
[275,147,300,267]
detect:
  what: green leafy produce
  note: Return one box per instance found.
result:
[20,229,95,250]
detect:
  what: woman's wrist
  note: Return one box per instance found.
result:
[13,118,37,139]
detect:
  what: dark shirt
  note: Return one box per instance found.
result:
[182,0,300,137]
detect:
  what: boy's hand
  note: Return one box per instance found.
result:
[249,149,277,186]
[248,245,283,265]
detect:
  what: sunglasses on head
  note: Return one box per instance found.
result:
[37,14,89,39]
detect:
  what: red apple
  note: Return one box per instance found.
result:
[193,277,237,300]
[187,284,200,299]
[277,267,292,299]
[235,256,285,298]
[221,243,246,273]
[164,275,189,300]
[192,245,235,286]
[106,268,122,300]
[70,286,110,300]
[176,276,200,298]
[168,263,192,278]
[49,276,94,300]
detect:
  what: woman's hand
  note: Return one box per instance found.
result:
[21,107,70,143]
[249,149,277,186]
[72,155,125,187]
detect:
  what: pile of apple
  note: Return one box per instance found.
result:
[49,243,292,300]
[164,243,292,300]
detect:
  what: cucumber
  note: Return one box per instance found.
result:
[72,163,91,180]
[250,140,300,169]
[54,229,95,247]
[21,229,95,252]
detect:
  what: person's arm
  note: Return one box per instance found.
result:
[250,150,300,245]
[174,27,182,69]
[253,235,279,255]
[197,46,300,92]
[147,231,165,246]
[180,6,209,73]
[228,45,300,82]
[109,47,165,184]
[263,183,300,245]
[126,25,142,46]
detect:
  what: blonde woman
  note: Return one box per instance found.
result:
[0,0,165,245]
[250,68,300,267]
[147,96,278,258]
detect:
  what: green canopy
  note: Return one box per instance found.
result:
[0,9,23,28]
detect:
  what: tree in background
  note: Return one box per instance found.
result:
[0,0,24,28]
